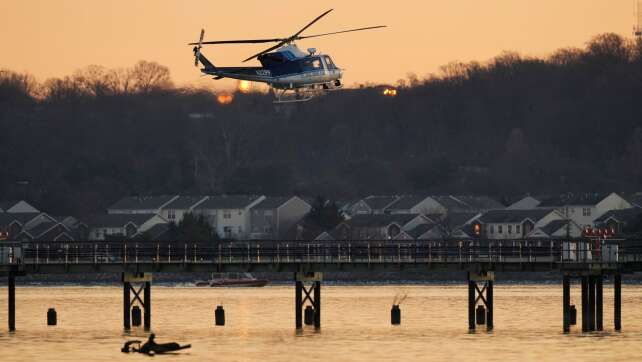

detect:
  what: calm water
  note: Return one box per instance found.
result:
[1,284,642,361]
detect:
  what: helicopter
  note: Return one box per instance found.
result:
[189,9,385,103]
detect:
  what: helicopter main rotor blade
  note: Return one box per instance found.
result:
[189,38,287,45]
[291,9,333,39]
[240,9,333,62]
[297,25,387,40]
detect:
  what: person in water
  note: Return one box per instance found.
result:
[139,333,158,354]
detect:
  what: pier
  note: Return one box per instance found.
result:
[1,238,641,333]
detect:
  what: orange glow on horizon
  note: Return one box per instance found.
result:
[217,93,234,105]
[238,80,251,93]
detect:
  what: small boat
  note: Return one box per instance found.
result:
[195,273,269,287]
[121,334,191,356]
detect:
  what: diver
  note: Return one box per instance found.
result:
[139,333,158,354]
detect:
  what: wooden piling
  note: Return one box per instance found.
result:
[588,276,596,331]
[123,280,131,330]
[8,274,15,332]
[581,276,588,332]
[295,279,302,330]
[596,276,603,331]
[563,275,570,333]
[487,280,493,331]
[614,274,621,331]
[314,281,321,329]
[144,281,151,331]
[468,277,475,331]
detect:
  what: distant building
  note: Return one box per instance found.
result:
[348,195,401,215]
[159,196,208,223]
[0,200,39,213]
[537,192,631,228]
[249,196,311,239]
[594,207,642,235]
[193,195,265,239]
[471,209,581,239]
[506,196,541,210]
[107,195,178,215]
[88,213,167,240]
[328,213,429,240]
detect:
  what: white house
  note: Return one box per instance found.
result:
[537,192,632,228]
[89,213,167,240]
[249,196,311,239]
[107,195,178,215]
[193,195,265,239]
[159,196,208,223]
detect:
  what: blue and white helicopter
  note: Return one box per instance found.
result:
[190,9,385,103]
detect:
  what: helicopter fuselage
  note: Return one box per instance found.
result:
[200,53,343,89]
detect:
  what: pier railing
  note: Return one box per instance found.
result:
[0,238,636,267]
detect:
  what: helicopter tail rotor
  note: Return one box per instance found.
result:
[193,29,205,67]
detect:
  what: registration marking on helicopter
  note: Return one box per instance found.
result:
[256,70,271,76]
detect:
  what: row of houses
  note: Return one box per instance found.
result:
[0,201,88,241]
[2,192,642,242]
[309,192,642,241]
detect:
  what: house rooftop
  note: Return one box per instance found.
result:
[386,195,430,211]
[343,213,421,228]
[108,195,177,210]
[90,213,161,228]
[538,193,611,207]
[407,223,440,238]
[595,207,642,224]
[539,219,570,235]
[478,209,553,224]
[0,212,43,226]
[195,195,262,210]
[164,196,207,210]
[431,195,471,211]
[252,196,292,210]
[362,196,400,211]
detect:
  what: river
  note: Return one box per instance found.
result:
[1,284,641,361]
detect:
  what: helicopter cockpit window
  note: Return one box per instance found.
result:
[324,56,336,69]
[302,57,324,71]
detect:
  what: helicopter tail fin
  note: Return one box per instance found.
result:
[193,29,216,70]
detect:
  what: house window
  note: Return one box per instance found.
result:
[508,225,513,234]
[490,225,495,234]
[223,226,232,236]
[516,225,521,234]
[168,209,176,220]
[498,225,503,234]
[223,210,231,219]
[582,208,592,217]
[238,210,242,216]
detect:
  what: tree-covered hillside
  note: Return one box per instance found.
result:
[1,33,641,214]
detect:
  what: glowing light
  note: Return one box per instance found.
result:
[382,88,397,97]
[238,80,251,93]
[217,93,234,105]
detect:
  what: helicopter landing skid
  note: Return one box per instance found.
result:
[272,88,318,104]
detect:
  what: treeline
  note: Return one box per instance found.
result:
[1,33,642,215]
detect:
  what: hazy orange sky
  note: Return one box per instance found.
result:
[0,0,639,89]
